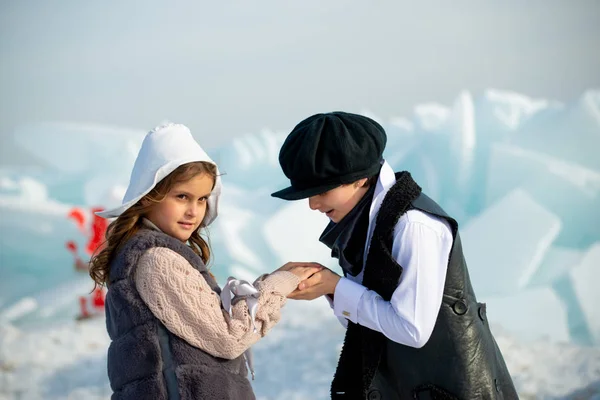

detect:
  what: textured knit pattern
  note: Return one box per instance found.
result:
[135,247,300,359]
[106,228,257,400]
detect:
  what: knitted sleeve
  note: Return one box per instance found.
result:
[134,247,300,359]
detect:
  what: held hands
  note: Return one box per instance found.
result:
[288,268,341,301]
[275,262,325,281]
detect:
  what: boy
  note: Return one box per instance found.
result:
[272,112,518,399]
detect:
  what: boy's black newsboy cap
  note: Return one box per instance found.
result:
[271,111,387,200]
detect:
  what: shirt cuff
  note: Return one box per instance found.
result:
[333,278,367,324]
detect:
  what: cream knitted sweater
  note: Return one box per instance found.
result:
[134,247,300,360]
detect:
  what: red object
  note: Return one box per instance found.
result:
[92,288,106,309]
[65,240,89,271]
[87,207,108,256]
[65,240,78,254]
[66,206,108,257]
[67,208,87,234]
[78,296,90,319]
[68,207,109,320]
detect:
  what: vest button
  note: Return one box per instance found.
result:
[452,299,468,315]
[478,304,487,322]
[495,378,501,393]
[368,389,382,400]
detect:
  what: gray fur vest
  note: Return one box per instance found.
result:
[105,228,255,400]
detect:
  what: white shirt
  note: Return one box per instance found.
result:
[329,161,453,348]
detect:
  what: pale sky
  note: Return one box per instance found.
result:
[1,0,599,165]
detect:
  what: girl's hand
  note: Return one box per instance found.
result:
[288,269,341,300]
[275,262,324,281]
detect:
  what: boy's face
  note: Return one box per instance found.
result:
[307,178,369,223]
[145,173,214,242]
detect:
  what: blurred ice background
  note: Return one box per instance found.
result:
[1,1,599,399]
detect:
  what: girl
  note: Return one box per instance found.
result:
[90,123,321,400]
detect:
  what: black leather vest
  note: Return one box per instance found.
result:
[331,172,518,400]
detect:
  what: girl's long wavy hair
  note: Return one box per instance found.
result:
[89,161,218,288]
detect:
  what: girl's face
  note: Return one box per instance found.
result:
[307,178,368,223]
[145,173,214,242]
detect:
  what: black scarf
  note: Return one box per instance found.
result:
[331,171,423,400]
[319,183,376,277]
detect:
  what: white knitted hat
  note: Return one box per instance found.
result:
[95,123,221,226]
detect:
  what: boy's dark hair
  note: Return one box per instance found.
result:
[365,175,379,188]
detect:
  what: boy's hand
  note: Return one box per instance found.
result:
[288,269,341,300]
[275,262,324,281]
